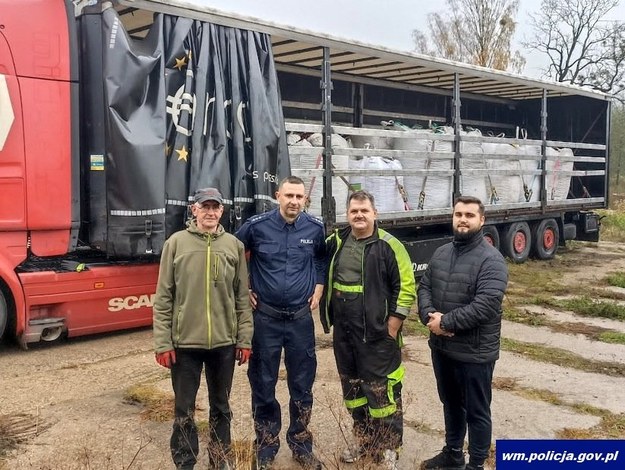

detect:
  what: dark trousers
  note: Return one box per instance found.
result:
[170,346,235,469]
[248,308,317,461]
[431,349,495,465]
[332,294,403,454]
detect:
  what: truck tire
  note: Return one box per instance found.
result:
[482,225,500,250]
[502,221,531,263]
[531,218,559,260]
[0,290,7,342]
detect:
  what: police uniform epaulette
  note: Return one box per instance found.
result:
[301,212,324,227]
[248,212,273,225]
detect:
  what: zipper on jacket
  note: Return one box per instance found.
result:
[361,241,367,343]
[214,254,219,286]
[360,234,380,343]
[206,235,212,348]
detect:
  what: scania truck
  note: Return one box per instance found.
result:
[0,0,609,346]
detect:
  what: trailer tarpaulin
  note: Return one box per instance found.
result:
[99,6,289,256]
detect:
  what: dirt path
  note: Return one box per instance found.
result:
[2,241,625,469]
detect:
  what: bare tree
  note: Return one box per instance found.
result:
[413,0,525,72]
[525,0,625,94]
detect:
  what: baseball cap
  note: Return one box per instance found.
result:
[193,187,223,205]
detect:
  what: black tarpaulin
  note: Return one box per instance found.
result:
[101,8,166,256]
[97,6,290,256]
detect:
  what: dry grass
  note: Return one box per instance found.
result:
[0,413,45,457]
[501,337,625,377]
[558,414,625,439]
[123,384,174,422]
[492,376,625,440]
[123,384,257,469]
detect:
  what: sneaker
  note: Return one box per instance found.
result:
[380,449,399,470]
[421,446,465,470]
[340,445,364,463]
[292,451,322,470]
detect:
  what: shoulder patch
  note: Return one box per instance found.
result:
[248,212,272,225]
[302,212,324,227]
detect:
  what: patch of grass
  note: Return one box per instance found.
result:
[598,208,625,243]
[502,307,548,327]
[606,271,625,288]
[403,316,429,337]
[492,376,518,391]
[503,306,625,344]
[598,331,625,344]
[0,413,42,457]
[123,384,174,422]
[555,296,625,321]
[586,287,625,301]
[558,413,625,439]
[501,337,625,377]
[506,261,568,296]
[493,376,610,418]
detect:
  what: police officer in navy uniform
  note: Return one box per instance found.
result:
[235,176,326,470]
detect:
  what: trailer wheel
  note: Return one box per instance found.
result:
[0,290,7,342]
[532,218,559,260]
[502,221,531,263]
[482,225,500,250]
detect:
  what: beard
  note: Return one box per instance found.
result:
[453,226,481,241]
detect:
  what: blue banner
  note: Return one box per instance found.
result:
[497,440,625,469]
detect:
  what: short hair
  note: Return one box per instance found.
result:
[278,175,305,189]
[454,195,484,215]
[347,190,376,210]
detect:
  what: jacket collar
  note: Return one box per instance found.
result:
[272,207,303,229]
[453,228,483,250]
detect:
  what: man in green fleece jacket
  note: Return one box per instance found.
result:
[153,187,253,470]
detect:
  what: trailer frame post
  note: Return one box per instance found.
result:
[540,89,548,212]
[452,72,462,202]
[321,46,335,231]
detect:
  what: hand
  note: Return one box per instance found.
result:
[235,348,251,366]
[155,350,176,368]
[427,312,454,337]
[387,315,403,339]
[308,284,324,311]
[249,290,258,309]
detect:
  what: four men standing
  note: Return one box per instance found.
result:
[154,182,507,470]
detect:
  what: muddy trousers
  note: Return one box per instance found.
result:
[431,349,495,466]
[331,301,404,454]
[170,346,235,469]
[248,308,317,462]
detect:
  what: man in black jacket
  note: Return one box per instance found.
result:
[418,196,508,470]
[321,190,416,470]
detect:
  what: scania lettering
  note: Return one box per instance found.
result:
[108,294,155,313]
[0,0,609,346]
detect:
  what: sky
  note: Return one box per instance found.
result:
[192,0,625,79]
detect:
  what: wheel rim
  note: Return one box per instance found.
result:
[513,231,526,254]
[484,235,495,246]
[543,228,556,250]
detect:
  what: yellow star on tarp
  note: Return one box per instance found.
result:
[176,145,188,162]
[174,56,187,70]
